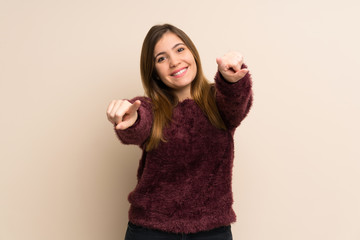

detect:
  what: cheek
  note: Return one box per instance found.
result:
[190,58,197,75]
[155,65,166,79]
[188,55,197,70]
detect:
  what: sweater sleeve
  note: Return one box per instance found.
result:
[215,64,253,130]
[114,96,153,149]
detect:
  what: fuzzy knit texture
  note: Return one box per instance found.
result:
[115,68,253,234]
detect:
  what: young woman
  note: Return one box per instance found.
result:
[106,24,253,240]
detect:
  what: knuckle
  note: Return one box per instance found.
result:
[115,111,122,117]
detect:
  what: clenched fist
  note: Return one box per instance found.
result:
[216,52,249,83]
[106,100,141,130]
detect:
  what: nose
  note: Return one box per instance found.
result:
[169,55,180,68]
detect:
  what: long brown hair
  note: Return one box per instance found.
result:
[140,24,226,151]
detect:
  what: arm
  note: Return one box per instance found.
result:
[215,52,253,129]
[107,96,153,148]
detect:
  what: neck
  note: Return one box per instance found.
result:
[175,87,192,102]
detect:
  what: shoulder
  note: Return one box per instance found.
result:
[129,96,151,102]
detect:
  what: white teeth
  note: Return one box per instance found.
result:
[173,68,187,76]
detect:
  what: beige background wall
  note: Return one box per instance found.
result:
[1,0,359,239]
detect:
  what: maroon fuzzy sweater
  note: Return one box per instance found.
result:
[115,70,253,234]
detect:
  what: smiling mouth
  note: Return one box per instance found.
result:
[171,67,188,77]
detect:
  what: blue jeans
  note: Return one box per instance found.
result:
[125,222,233,240]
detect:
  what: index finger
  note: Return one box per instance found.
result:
[127,100,141,114]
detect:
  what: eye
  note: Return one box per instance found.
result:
[177,47,185,52]
[157,56,165,63]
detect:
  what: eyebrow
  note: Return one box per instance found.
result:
[154,43,185,60]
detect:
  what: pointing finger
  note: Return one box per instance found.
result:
[127,100,141,115]
[236,68,249,79]
[114,100,141,129]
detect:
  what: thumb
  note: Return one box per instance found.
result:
[115,120,134,130]
[115,121,132,130]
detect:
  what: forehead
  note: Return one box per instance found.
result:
[154,32,184,54]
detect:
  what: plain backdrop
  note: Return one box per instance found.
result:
[1,0,359,240]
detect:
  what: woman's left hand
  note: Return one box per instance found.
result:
[216,52,249,83]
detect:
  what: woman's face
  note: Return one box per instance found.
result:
[153,32,197,100]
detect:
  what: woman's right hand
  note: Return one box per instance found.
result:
[106,100,141,130]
